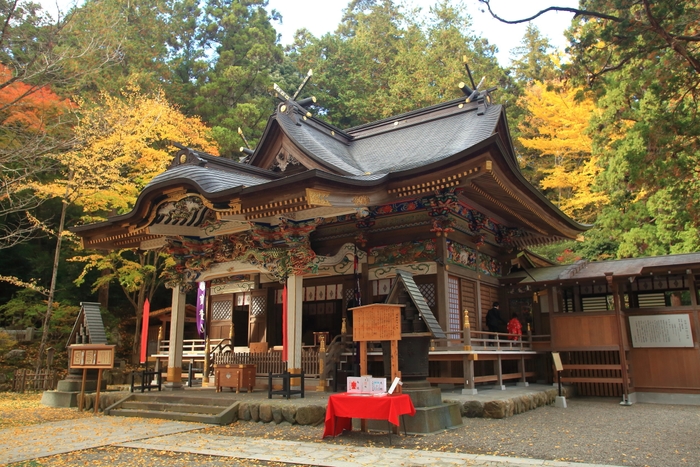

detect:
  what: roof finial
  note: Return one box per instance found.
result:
[292,69,313,101]
[457,56,496,112]
[272,70,317,125]
[238,127,251,149]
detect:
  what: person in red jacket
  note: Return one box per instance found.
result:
[507,313,522,341]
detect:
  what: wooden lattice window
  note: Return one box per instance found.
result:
[448,276,461,339]
[345,287,356,305]
[212,300,232,320]
[418,283,436,307]
[251,295,266,316]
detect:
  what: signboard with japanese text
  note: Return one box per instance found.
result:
[351,304,402,341]
[629,314,694,348]
[69,344,116,369]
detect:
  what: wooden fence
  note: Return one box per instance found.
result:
[12,369,59,392]
[214,349,320,376]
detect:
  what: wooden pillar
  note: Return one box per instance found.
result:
[286,274,303,376]
[687,271,700,339]
[495,354,505,390]
[435,236,449,327]
[475,280,483,330]
[517,354,529,387]
[607,273,632,404]
[165,285,186,390]
[462,355,477,395]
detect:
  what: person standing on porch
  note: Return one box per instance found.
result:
[486,302,506,345]
[486,302,506,333]
[507,313,522,341]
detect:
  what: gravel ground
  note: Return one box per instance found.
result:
[205,397,700,467]
[7,396,700,467]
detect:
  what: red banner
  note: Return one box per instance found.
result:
[139,298,150,364]
[282,285,288,362]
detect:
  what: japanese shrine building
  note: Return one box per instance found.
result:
[71,88,700,403]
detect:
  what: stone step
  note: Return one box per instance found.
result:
[104,395,239,425]
[108,408,228,424]
[128,394,231,407]
[120,401,225,415]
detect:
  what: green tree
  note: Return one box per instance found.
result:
[190,0,284,156]
[509,24,559,84]
[289,0,511,128]
[481,0,700,258]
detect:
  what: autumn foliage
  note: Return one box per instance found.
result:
[33,82,219,221]
[518,81,607,224]
[0,64,74,132]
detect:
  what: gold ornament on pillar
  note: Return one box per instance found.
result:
[463,308,472,351]
[157,325,163,347]
[229,323,234,343]
[316,334,328,392]
[203,337,211,387]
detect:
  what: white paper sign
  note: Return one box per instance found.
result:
[388,377,401,394]
[629,314,694,348]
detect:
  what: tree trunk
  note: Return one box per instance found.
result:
[35,195,69,373]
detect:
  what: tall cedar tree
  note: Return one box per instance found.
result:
[480,0,700,258]
[288,0,514,128]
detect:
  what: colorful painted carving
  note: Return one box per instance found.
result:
[446,240,502,277]
[164,218,322,287]
[369,239,436,266]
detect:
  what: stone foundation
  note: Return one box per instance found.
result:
[445,386,576,419]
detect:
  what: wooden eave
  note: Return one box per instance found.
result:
[381,135,587,243]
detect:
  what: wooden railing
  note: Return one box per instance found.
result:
[158,339,225,355]
[430,329,550,352]
[213,350,320,376]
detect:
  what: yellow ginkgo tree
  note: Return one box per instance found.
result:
[30,82,218,366]
[518,80,607,224]
[38,82,218,221]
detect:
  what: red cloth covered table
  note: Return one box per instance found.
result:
[322,393,416,438]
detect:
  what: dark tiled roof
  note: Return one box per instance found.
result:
[276,101,501,175]
[276,115,362,176]
[148,164,271,193]
[67,302,107,346]
[349,105,500,174]
[149,99,502,195]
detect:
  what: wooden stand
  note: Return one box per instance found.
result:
[214,364,256,393]
[349,304,403,433]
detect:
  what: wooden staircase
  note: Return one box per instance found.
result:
[104,394,239,425]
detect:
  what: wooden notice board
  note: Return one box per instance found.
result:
[68,344,115,413]
[69,344,115,370]
[351,304,403,342]
[349,304,404,399]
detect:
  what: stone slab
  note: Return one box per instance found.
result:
[41,390,79,408]
[0,416,206,465]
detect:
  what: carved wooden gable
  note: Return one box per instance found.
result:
[253,131,316,174]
